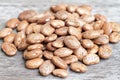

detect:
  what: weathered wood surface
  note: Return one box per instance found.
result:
[0,0,120,80]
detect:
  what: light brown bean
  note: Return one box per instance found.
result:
[52,40,64,48]
[82,30,104,39]
[109,32,120,43]
[17,20,29,31]
[37,12,55,24]
[43,50,54,59]
[14,31,26,47]
[81,15,95,23]
[27,33,45,44]
[69,26,82,40]
[17,38,28,50]
[87,44,99,54]
[27,13,42,23]
[57,36,66,41]
[70,12,80,18]
[18,10,38,20]
[55,10,70,20]
[76,7,91,15]
[64,36,80,49]
[25,23,36,35]
[27,44,44,51]
[79,4,92,11]
[67,5,78,13]
[41,23,55,36]
[74,45,87,61]
[77,26,82,32]
[45,34,57,42]
[32,24,42,33]
[26,58,43,69]
[62,55,78,64]
[110,22,120,32]
[39,60,55,76]
[53,69,68,78]
[102,22,112,35]
[23,49,42,59]
[54,47,73,57]
[28,10,54,23]
[50,20,65,28]
[55,27,68,36]
[17,38,29,50]
[94,14,107,22]
[52,36,65,48]
[98,44,112,59]
[6,18,20,29]
[51,4,67,12]
[52,56,68,69]
[81,39,94,49]
[83,53,100,65]
[2,42,17,56]
[93,20,104,30]
[66,18,86,27]
[70,62,87,72]
[4,33,16,43]
[46,42,57,51]
[93,34,109,45]
[82,24,93,31]
[0,28,12,39]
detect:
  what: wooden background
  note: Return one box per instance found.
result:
[0,0,120,80]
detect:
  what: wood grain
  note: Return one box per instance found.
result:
[0,0,120,80]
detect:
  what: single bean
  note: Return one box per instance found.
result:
[67,5,78,13]
[46,42,57,51]
[17,20,29,31]
[51,4,67,12]
[14,31,26,47]
[55,27,68,36]
[53,69,68,78]
[50,20,65,28]
[6,18,20,29]
[70,62,87,72]
[74,45,87,61]
[93,34,109,45]
[82,30,104,39]
[26,58,43,69]
[109,32,120,43]
[0,28,12,39]
[23,49,42,60]
[81,39,94,49]
[54,47,73,57]
[87,44,99,54]
[62,55,78,64]
[4,33,16,43]
[39,60,55,76]
[18,10,38,20]
[52,56,68,69]
[68,26,82,40]
[41,23,55,36]
[27,44,44,51]
[2,42,17,56]
[64,36,80,49]
[94,14,107,22]
[98,44,112,59]
[43,50,54,60]
[45,34,57,42]
[27,33,45,44]
[102,22,112,35]
[83,53,100,65]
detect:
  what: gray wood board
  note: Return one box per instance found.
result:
[0,0,120,80]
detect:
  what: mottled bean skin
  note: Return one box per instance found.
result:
[39,60,55,76]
